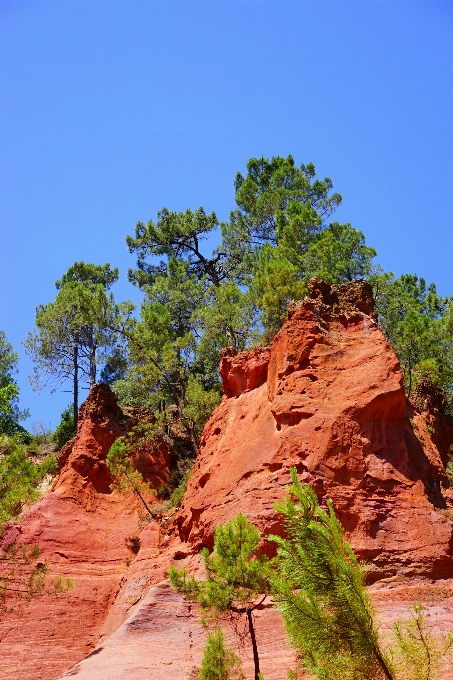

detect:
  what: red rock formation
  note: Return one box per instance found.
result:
[57,582,295,680]
[0,384,170,680]
[2,282,453,680]
[57,276,452,680]
[178,280,453,583]
[55,579,453,680]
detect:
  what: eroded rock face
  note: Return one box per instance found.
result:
[53,277,453,680]
[307,277,376,317]
[0,385,170,680]
[2,280,453,680]
[178,280,453,582]
[56,579,453,680]
[57,582,296,680]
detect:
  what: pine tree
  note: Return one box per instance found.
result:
[270,467,394,680]
[24,263,133,429]
[270,467,453,680]
[370,272,453,405]
[198,627,244,680]
[169,514,272,680]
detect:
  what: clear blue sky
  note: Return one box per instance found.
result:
[1,0,452,428]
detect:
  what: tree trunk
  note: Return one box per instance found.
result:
[373,646,395,680]
[246,608,260,680]
[73,342,79,431]
[225,326,236,349]
[89,332,96,388]
[133,486,154,517]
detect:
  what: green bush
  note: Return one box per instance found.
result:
[199,627,244,680]
[270,467,453,680]
[0,436,39,528]
[52,405,75,449]
[38,454,58,479]
[0,437,59,531]
[167,468,192,509]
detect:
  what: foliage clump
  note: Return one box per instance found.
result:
[371,272,453,407]
[0,331,30,440]
[51,404,75,449]
[106,413,195,519]
[169,513,272,680]
[198,627,245,680]
[270,468,394,680]
[0,435,59,529]
[270,467,453,680]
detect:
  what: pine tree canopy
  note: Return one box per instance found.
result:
[169,513,273,680]
[270,467,395,680]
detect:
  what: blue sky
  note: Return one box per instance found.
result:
[1,0,452,428]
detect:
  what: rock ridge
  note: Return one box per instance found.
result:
[178,280,453,584]
[0,384,170,680]
[1,279,453,679]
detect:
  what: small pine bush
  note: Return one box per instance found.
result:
[270,467,453,680]
[199,627,244,680]
[389,603,453,680]
[167,468,192,509]
[52,405,75,449]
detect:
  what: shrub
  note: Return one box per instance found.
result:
[199,627,244,680]
[52,405,75,449]
[38,454,58,479]
[0,437,39,528]
[0,437,59,530]
[270,467,453,680]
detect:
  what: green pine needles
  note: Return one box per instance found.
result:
[169,470,452,680]
[389,603,453,680]
[169,513,272,680]
[0,435,58,529]
[270,468,394,680]
[198,627,245,680]
[270,467,453,680]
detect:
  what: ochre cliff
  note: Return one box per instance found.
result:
[1,280,452,680]
[0,384,170,680]
[177,279,453,582]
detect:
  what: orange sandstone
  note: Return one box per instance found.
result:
[1,281,453,680]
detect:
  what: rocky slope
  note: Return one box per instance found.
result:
[0,384,171,680]
[178,278,453,581]
[1,279,452,680]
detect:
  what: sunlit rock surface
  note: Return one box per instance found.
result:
[1,281,452,680]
